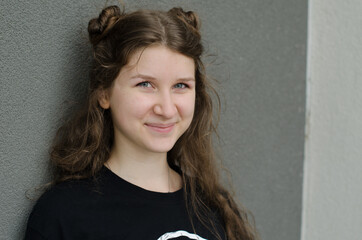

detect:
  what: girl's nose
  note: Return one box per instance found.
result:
[153,92,177,118]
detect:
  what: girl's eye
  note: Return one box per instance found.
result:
[137,81,152,88]
[174,83,187,89]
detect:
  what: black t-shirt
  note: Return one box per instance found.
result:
[25,166,226,240]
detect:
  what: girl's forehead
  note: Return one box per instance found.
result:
[121,45,195,79]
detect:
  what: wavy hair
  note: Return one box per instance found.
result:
[50,5,257,240]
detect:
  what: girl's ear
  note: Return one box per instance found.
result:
[98,89,110,109]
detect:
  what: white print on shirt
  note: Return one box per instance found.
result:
[157,230,207,240]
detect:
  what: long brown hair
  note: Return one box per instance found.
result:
[51,5,257,240]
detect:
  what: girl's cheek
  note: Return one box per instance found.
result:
[125,94,155,116]
[177,94,195,114]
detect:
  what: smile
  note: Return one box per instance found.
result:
[144,123,175,133]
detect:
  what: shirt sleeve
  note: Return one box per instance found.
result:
[24,226,47,240]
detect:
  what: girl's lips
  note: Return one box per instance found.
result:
[145,123,175,133]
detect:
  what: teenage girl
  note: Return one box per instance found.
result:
[25,5,257,240]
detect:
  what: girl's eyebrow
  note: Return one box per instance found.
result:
[177,77,195,82]
[130,74,195,82]
[130,74,156,80]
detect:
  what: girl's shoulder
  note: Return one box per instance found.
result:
[25,178,99,239]
[35,178,96,209]
[32,166,114,211]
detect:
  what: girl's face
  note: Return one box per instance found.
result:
[99,45,196,155]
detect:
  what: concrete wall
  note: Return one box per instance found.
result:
[0,1,307,239]
[302,0,362,239]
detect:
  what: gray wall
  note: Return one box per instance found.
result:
[0,1,307,239]
[302,0,362,239]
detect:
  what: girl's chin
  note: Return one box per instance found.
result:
[143,142,177,154]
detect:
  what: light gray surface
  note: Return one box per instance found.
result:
[302,1,362,239]
[0,1,307,239]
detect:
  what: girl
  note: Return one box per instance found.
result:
[25,5,257,240]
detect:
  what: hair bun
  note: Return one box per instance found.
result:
[88,5,122,45]
[169,7,200,30]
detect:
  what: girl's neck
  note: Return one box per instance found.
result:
[105,145,182,193]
